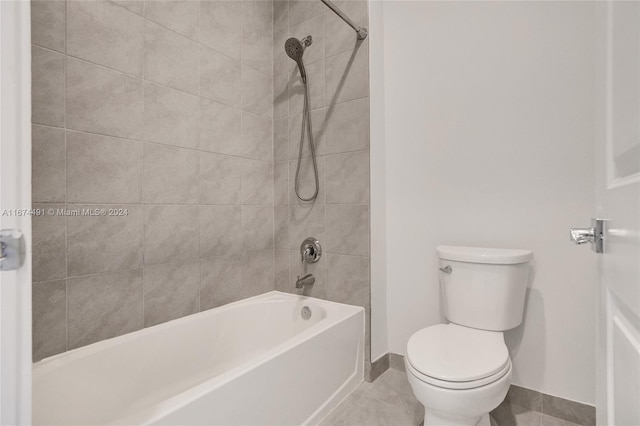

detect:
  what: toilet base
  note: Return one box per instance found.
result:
[423,411,490,426]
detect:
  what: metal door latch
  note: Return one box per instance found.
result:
[0,230,25,271]
[570,219,606,253]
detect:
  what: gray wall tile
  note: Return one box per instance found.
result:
[289,203,325,250]
[199,205,242,257]
[200,0,242,60]
[67,205,143,276]
[144,205,199,265]
[274,118,289,162]
[274,205,289,249]
[144,0,199,39]
[242,159,274,204]
[67,269,143,349]
[326,254,370,308]
[32,0,278,360]
[199,152,241,205]
[32,280,67,361]
[31,1,65,52]
[199,98,242,155]
[274,161,289,205]
[242,65,273,118]
[242,1,273,76]
[274,249,290,292]
[200,46,242,108]
[326,204,369,256]
[143,143,198,204]
[143,82,199,149]
[325,46,369,105]
[274,28,293,76]
[326,150,369,204]
[200,255,243,309]
[289,0,323,27]
[242,250,275,296]
[274,73,289,120]
[111,0,144,15]
[242,112,273,161]
[67,1,144,76]
[32,125,65,203]
[242,205,274,251]
[32,204,66,283]
[66,131,142,203]
[325,97,369,153]
[274,1,289,31]
[143,260,200,327]
[66,58,143,139]
[32,46,65,127]
[144,20,199,94]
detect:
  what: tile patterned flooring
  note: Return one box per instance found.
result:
[319,369,585,426]
[319,369,424,426]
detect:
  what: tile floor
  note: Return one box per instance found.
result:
[319,369,585,426]
[319,369,424,426]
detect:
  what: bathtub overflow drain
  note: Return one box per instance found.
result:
[301,306,312,320]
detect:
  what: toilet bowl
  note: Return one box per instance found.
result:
[405,324,512,426]
[406,246,533,426]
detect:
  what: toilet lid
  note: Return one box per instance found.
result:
[406,324,509,382]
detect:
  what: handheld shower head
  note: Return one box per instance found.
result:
[285,36,312,83]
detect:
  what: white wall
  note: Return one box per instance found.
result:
[377,1,597,404]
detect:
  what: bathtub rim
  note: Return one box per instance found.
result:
[33,291,362,372]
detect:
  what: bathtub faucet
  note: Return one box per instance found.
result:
[295,273,315,289]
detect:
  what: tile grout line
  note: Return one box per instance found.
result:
[64,0,69,354]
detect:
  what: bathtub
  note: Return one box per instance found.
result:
[33,291,364,426]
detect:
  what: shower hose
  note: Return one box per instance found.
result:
[294,79,320,202]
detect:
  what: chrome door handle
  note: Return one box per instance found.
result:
[570,219,605,253]
[570,228,595,244]
[0,230,26,271]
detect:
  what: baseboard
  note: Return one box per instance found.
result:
[364,353,389,382]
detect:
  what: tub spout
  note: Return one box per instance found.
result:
[295,273,315,289]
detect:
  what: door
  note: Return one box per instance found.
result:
[0,1,32,425]
[595,1,640,424]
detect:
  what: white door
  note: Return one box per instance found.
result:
[0,1,32,425]
[594,1,640,425]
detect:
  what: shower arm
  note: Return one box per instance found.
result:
[320,0,368,40]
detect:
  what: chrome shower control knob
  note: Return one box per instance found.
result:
[300,237,322,263]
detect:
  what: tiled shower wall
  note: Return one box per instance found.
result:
[271,1,371,361]
[31,0,275,361]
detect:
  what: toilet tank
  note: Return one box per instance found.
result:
[437,246,533,331]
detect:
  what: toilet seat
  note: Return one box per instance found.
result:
[406,323,510,390]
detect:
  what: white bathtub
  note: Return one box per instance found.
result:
[33,291,365,426]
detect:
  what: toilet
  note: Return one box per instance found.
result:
[405,246,533,426]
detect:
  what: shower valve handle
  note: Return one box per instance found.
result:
[300,237,322,264]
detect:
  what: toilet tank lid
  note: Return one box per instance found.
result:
[437,246,533,264]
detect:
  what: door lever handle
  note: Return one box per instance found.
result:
[570,228,595,245]
[570,219,606,253]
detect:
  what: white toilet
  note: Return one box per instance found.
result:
[405,246,533,426]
